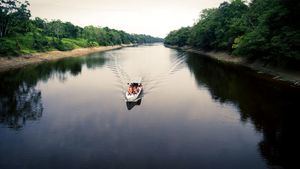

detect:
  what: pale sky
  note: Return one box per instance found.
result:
[28,0,226,38]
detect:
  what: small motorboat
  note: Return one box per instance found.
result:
[125,78,143,102]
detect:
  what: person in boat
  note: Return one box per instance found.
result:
[128,84,133,95]
[128,83,141,95]
[133,85,139,94]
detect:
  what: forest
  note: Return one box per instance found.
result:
[164,0,299,67]
[0,0,163,56]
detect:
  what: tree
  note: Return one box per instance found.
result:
[233,0,300,63]
[63,22,81,38]
[32,17,46,30]
[45,20,65,39]
[0,0,31,37]
[81,25,100,42]
[165,0,299,66]
[165,27,191,47]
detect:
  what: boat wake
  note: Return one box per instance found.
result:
[106,51,187,102]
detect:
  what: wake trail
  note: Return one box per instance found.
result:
[107,52,187,98]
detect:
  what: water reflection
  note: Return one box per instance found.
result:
[0,45,298,169]
[126,98,142,110]
[0,82,42,129]
[0,52,107,129]
[185,53,299,169]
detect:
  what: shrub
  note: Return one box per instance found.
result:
[87,41,99,47]
[0,38,21,56]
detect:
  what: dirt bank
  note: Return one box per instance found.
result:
[166,45,300,87]
[0,44,133,72]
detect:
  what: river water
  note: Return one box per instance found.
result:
[0,44,298,169]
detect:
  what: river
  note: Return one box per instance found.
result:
[0,44,298,169]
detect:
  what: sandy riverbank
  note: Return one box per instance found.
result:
[0,44,133,72]
[166,45,300,87]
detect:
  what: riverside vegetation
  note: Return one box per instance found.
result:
[164,0,299,69]
[0,0,163,56]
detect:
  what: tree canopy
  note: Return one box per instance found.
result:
[0,0,31,37]
[0,0,163,56]
[165,0,300,67]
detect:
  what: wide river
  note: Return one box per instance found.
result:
[0,44,298,169]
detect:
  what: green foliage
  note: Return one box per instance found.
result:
[165,0,300,66]
[0,38,20,55]
[52,39,74,51]
[0,1,163,57]
[0,0,31,37]
[81,26,163,46]
[188,0,249,51]
[87,41,99,47]
[165,27,191,47]
[0,33,43,55]
[0,33,99,56]
[233,0,300,63]
[32,32,50,51]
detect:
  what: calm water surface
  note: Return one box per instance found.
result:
[0,44,298,169]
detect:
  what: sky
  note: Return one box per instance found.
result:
[28,0,226,38]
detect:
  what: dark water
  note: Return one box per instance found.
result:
[0,44,298,169]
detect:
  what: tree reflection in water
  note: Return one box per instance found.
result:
[0,52,107,130]
[0,82,42,129]
[185,53,299,169]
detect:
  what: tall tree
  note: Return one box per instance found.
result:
[45,20,65,39]
[0,0,31,37]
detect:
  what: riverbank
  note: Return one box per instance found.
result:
[0,44,134,72]
[166,45,300,87]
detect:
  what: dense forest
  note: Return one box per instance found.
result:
[165,0,299,67]
[0,0,163,56]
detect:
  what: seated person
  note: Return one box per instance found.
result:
[128,86,133,94]
[133,86,138,94]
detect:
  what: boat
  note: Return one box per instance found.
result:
[125,78,143,102]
